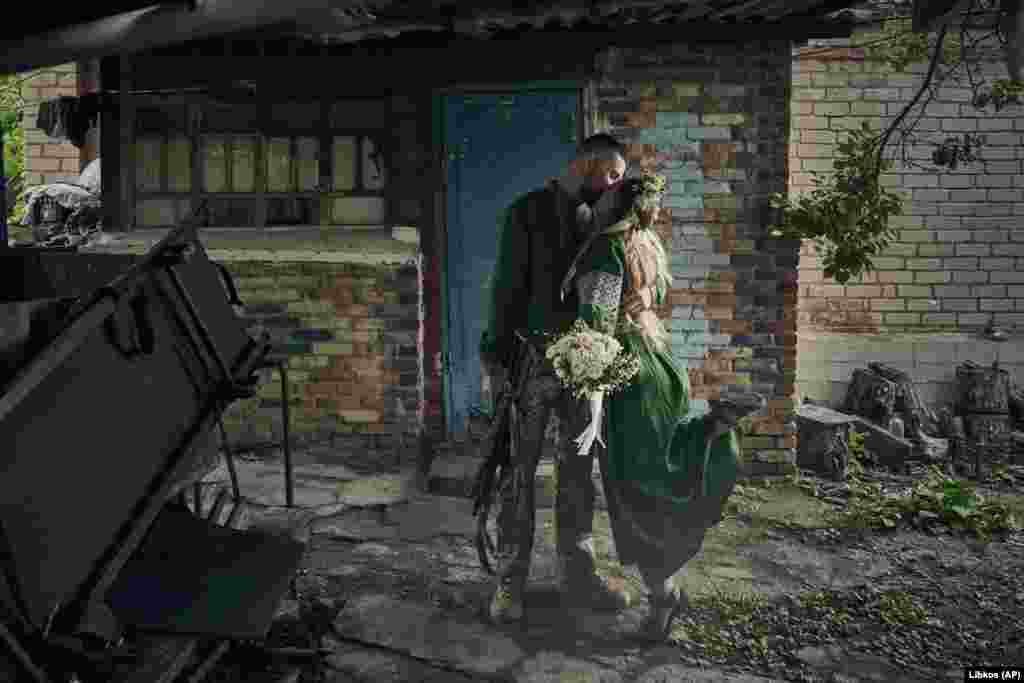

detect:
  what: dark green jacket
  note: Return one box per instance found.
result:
[479,181,586,370]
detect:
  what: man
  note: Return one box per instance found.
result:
[478,133,632,623]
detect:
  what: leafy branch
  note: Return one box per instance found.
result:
[1,69,67,229]
[770,122,904,284]
[771,0,1022,284]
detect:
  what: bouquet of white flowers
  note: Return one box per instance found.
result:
[544,319,641,400]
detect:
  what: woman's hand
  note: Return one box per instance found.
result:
[622,288,654,316]
[574,391,606,456]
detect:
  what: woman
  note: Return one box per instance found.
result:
[565,175,766,640]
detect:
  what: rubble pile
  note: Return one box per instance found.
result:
[798,361,1024,481]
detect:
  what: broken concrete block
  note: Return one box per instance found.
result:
[852,416,914,468]
[795,403,857,480]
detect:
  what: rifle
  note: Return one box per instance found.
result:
[470,330,538,575]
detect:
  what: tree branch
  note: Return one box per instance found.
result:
[875,21,950,175]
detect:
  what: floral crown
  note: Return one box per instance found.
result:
[615,172,666,232]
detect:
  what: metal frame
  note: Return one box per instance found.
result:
[0,224,273,683]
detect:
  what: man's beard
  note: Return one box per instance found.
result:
[579,186,605,205]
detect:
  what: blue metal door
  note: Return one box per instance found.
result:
[442,89,579,437]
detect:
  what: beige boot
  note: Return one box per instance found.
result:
[642,577,688,641]
[487,575,525,624]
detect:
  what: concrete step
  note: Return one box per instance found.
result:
[312,493,478,542]
[428,453,608,511]
[200,451,420,510]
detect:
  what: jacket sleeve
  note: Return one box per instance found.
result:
[575,235,625,336]
[480,199,529,369]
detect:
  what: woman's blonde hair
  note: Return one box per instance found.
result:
[622,223,673,348]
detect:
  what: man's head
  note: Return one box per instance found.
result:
[569,133,627,204]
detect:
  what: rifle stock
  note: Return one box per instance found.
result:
[470,332,540,574]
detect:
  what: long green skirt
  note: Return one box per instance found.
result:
[600,331,740,579]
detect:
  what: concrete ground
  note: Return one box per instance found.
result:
[194,442,980,683]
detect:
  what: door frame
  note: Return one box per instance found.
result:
[431,80,589,438]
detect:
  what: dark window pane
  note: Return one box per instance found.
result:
[266,197,315,226]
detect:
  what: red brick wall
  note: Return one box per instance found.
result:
[21,64,83,186]
[592,42,798,474]
[222,259,422,458]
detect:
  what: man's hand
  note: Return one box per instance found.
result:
[574,391,606,456]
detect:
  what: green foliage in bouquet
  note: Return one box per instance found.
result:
[544,319,641,399]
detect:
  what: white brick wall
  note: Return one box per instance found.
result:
[791,35,1024,334]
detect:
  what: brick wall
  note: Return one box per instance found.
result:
[20,64,83,186]
[792,37,1024,333]
[791,31,1024,407]
[220,259,422,456]
[594,41,798,475]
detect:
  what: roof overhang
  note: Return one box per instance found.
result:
[0,0,860,76]
[0,0,339,75]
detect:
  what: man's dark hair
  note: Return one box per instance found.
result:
[576,133,625,160]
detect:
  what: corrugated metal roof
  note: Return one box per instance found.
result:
[0,1,168,42]
[292,0,860,44]
[1,0,859,74]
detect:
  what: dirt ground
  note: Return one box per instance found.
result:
[201,460,1024,683]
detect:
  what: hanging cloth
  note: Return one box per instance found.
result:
[35,96,100,148]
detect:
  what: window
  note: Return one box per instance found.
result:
[131,97,389,229]
[133,95,194,228]
[329,135,388,225]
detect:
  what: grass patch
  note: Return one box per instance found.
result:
[727,477,835,530]
[797,589,854,627]
[674,477,837,601]
[990,489,1024,524]
[877,589,930,627]
[832,429,1022,541]
[335,474,408,502]
[671,582,770,659]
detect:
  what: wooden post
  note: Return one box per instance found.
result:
[77,59,102,168]
[100,56,120,231]
[99,55,135,231]
[120,58,135,231]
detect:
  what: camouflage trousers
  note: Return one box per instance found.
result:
[492,358,601,586]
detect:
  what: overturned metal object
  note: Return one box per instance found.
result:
[0,223,305,682]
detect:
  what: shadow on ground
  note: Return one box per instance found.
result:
[200,446,1024,682]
